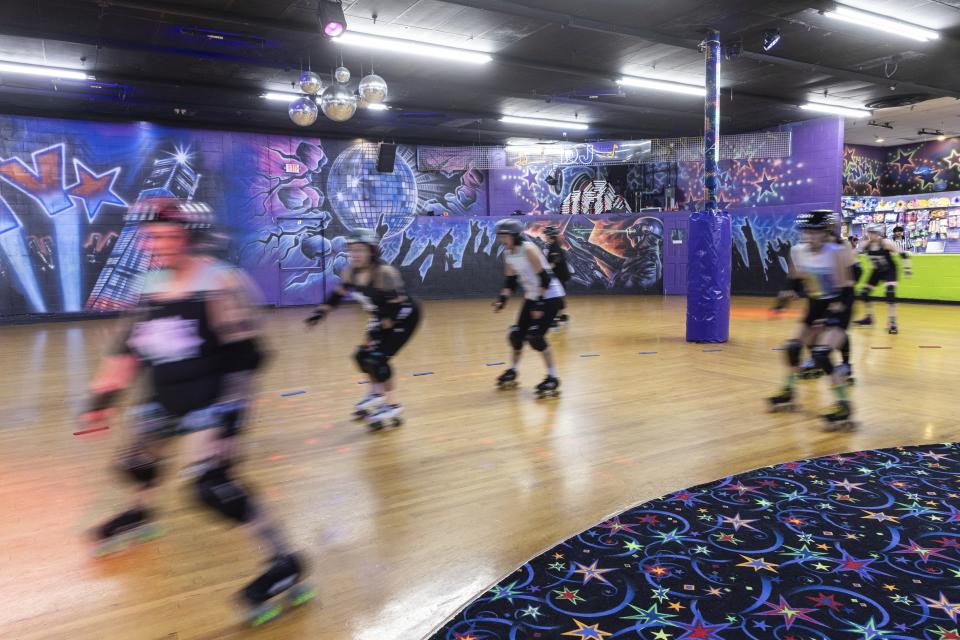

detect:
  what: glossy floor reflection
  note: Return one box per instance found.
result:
[1,297,957,639]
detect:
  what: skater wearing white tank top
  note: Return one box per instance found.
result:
[491,218,565,397]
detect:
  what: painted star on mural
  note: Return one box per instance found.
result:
[891,148,917,171]
[752,170,778,200]
[67,160,125,222]
[941,149,960,172]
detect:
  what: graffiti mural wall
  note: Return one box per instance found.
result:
[0,115,487,315]
[843,140,960,196]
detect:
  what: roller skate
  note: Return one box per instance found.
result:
[535,376,560,398]
[888,320,898,335]
[797,361,823,380]
[366,403,403,431]
[854,315,873,327]
[91,507,164,557]
[353,392,384,420]
[767,387,796,412]
[821,400,856,431]
[239,553,315,627]
[496,368,518,390]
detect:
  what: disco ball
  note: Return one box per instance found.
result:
[326,143,417,237]
[334,66,351,84]
[298,70,323,95]
[288,96,318,126]
[358,73,388,103]
[320,84,357,122]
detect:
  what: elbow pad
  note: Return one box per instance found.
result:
[539,270,552,290]
[504,275,518,293]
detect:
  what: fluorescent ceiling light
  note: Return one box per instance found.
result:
[617,76,705,97]
[333,33,492,64]
[823,6,939,42]
[365,103,390,111]
[263,91,303,102]
[500,115,588,131]
[800,102,872,118]
[0,61,91,81]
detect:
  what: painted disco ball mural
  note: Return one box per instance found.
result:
[326,143,418,238]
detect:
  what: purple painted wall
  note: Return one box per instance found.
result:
[844,139,960,196]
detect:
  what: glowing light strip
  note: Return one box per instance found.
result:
[617,76,706,96]
[800,102,872,118]
[0,61,92,80]
[262,92,303,102]
[823,6,939,42]
[500,116,588,131]
[333,33,492,64]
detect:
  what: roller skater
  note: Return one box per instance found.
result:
[855,224,911,334]
[305,229,419,430]
[543,225,571,328]
[81,198,313,624]
[768,210,856,429]
[492,219,566,397]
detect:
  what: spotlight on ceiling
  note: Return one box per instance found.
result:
[318,0,347,39]
[761,29,781,51]
[874,136,885,144]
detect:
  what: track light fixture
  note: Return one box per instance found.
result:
[919,128,947,140]
[761,29,781,51]
[318,0,347,39]
[868,121,893,130]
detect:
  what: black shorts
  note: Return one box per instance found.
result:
[804,298,852,330]
[367,303,420,357]
[516,297,563,338]
[866,268,897,287]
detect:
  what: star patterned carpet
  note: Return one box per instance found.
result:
[429,443,960,640]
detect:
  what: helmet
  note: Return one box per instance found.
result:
[125,197,213,230]
[346,228,381,259]
[866,223,885,235]
[494,218,524,237]
[544,225,561,238]
[795,209,835,231]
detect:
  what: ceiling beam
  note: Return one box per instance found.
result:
[437,0,960,98]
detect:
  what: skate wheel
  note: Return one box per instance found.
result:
[288,584,317,608]
[246,603,283,627]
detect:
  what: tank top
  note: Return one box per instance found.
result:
[125,260,234,415]
[505,243,565,301]
[863,240,895,272]
[791,243,841,300]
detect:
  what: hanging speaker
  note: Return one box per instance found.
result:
[376,143,397,173]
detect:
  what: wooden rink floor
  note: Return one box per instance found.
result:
[1,296,958,640]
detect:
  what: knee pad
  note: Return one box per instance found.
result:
[886,284,896,304]
[508,326,523,351]
[785,339,802,367]
[354,347,373,374]
[371,356,391,383]
[811,345,834,376]
[194,466,256,524]
[527,332,548,352]
[118,450,160,488]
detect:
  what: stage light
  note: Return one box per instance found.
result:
[762,29,781,51]
[800,102,872,118]
[263,91,302,101]
[823,5,939,42]
[318,0,347,39]
[617,76,705,97]
[500,116,588,131]
[0,61,91,81]
[333,32,492,64]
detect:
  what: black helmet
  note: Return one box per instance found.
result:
[795,209,835,231]
[125,197,214,230]
[544,225,561,237]
[495,218,524,237]
[346,228,380,247]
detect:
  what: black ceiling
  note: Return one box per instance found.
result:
[0,0,958,144]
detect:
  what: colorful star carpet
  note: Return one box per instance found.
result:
[429,443,960,639]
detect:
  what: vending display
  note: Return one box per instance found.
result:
[841,191,960,254]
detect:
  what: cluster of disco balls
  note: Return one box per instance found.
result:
[288,67,388,126]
